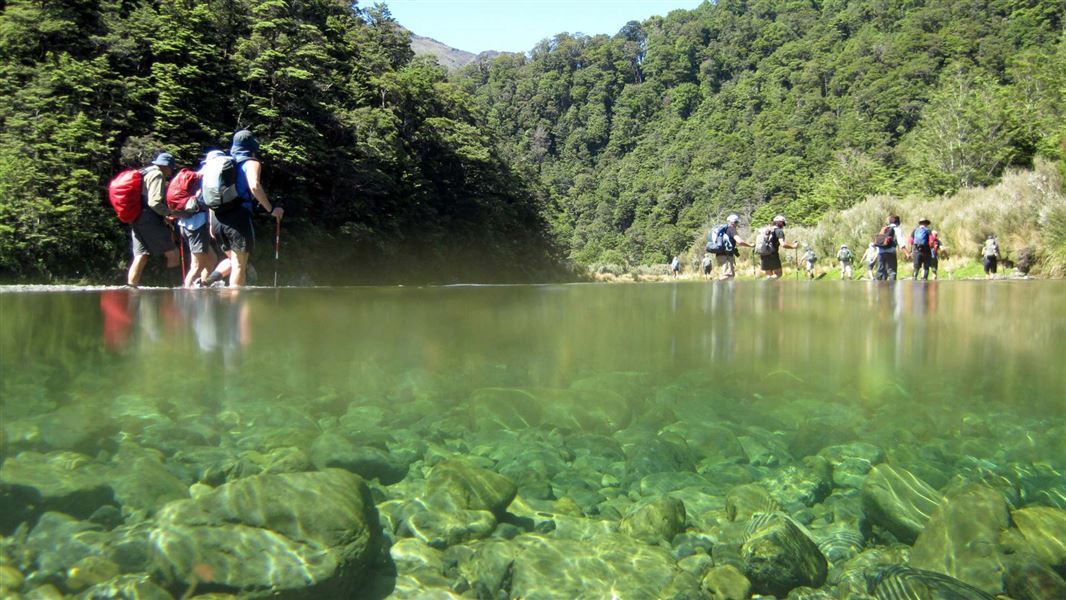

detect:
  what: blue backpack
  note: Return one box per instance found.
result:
[913,226,930,248]
[706,224,735,255]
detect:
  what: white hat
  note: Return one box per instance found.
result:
[727,214,740,224]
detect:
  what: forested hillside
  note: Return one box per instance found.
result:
[455,0,1065,266]
[0,0,558,283]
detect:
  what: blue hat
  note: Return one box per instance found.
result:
[151,152,176,169]
[231,130,260,154]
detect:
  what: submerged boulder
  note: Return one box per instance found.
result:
[740,514,827,596]
[424,459,516,516]
[1005,506,1066,573]
[1,451,114,525]
[861,464,942,543]
[619,496,687,544]
[309,432,408,484]
[151,469,380,598]
[701,564,751,600]
[468,387,631,435]
[869,566,997,600]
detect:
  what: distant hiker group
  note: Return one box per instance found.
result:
[698,213,993,281]
[107,130,283,289]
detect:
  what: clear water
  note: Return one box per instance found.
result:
[1,281,1064,596]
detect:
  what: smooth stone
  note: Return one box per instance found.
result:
[37,404,117,454]
[911,482,1010,594]
[26,513,110,579]
[869,565,997,600]
[390,538,445,577]
[108,454,188,517]
[619,496,687,544]
[1004,554,1066,600]
[309,432,408,484]
[861,464,942,544]
[0,452,115,522]
[763,465,831,512]
[623,436,697,479]
[0,565,24,592]
[404,509,496,549]
[424,459,516,515]
[725,483,780,522]
[454,539,517,600]
[152,469,380,598]
[740,514,828,596]
[468,387,632,434]
[678,553,713,579]
[1006,506,1066,571]
[737,435,779,467]
[509,534,701,598]
[701,564,751,600]
[64,556,120,591]
[26,584,64,600]
[785,587,835,599]
[638,471,713,495]
[819,443,884,487]
[74,574,174,600]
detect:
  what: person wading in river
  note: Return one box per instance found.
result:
[714,214,753,280]
[874,214,908,281]
[754,215,800,279]
[837,244,854,280]
[910,218,933,281]
[127,153,180,287]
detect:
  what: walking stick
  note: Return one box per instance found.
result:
[171,222,186,286]
[273,218,280,287]
[794,247,799,280]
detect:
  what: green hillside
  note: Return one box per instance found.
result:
[455,0,1065,266]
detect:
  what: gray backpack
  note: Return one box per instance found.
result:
[201,154,239,211]
[754,227,776,256]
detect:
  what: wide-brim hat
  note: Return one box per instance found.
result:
[918,218,931,225]
[151,152,176,169]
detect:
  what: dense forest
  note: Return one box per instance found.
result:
[0,0,559,283]
[0,0,1063,282]
[455,0,1065,266]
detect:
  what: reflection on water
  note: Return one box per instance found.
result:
[1,281,1065,598]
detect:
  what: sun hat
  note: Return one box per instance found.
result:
[151,152,176,169]
[773,214,787,225]
[727,214,740,224]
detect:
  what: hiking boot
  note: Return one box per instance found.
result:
[209,280,227,289]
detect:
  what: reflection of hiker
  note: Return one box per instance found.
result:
[861,243,878,280]
[910,218,933,281]
[670,255,681,277]
[802,245,817,279]
[754,215,800,279]
[701,254,712,276]
[982,235,1000,279]
[929,230,942,280]
[874,215,908,281]
[707,214,754,280]
[127,153,180,287]
[837,244,854,280]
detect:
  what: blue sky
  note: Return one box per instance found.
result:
[381,0,707,54]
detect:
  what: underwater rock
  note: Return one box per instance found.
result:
[868,565,997,600]
[819,442,884,489]
[737,435,783,467]
[453,538,517,600]
[725,483,780,522]
[74,573,174,600]
[619,496,687,544]
[424,459,517,516]
[309,432,409,485]
[390,537,446,580]
[151,469,380,598]
[169,447,259,486]
[64,555,121,591]
[764,464,831,513]
[861,464,942,544]
[910,482,1010,594]
[404,509,496,549]
[1005,506,1066,572]
[108,452,187,518]
[701,564,751,600]
[740,514,828,597]
[509,534,700,598]
[786,587,835,600]
[37,403,118,455]
[0,565,24,593]
[1,451,115,523]
[1004,553,1066,600]
[26,512,111,580]
[638,471,715,496]
[468,387,631,435]
[623,435,697,480]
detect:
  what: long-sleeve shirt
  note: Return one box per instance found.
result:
[141,165,168,217]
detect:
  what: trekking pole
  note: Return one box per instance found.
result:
[794,247,799,280]
[273,217,281,287]
[171,222,186,286]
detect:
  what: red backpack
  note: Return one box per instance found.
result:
[107,169,144,224]
[166,168,202,218]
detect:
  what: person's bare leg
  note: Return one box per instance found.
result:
[229,251,250,288]
[164,249,179,268]
[127,254,149,286]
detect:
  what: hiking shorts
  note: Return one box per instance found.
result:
[760,252,782,271]
[131,210,176,257]
[212,207,255,255]
[716,254,736,277]
[182,223,215,255]
[984,256,998,274]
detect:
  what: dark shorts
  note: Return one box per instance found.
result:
[984,256,998,274]
[760,252,782,271]
[182,224,216,255]
[131,209,176,257]
[212,207,255,254]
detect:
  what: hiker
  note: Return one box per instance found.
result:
[929,230,942,280]
[702,253,712,277]
[982,234,1000,279]
[874,215,908,281]
[670,255,681,277]
[126,153,180,287]
[837,244,854,280]
[707,214,753,280]
[176,150,221,288]
[209,130,283,288]
[754,215,800,279]
[861,243,878,280]
[910,218,933,281]
[802,244,817,279]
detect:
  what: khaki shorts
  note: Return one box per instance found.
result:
[715,254,735,277]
